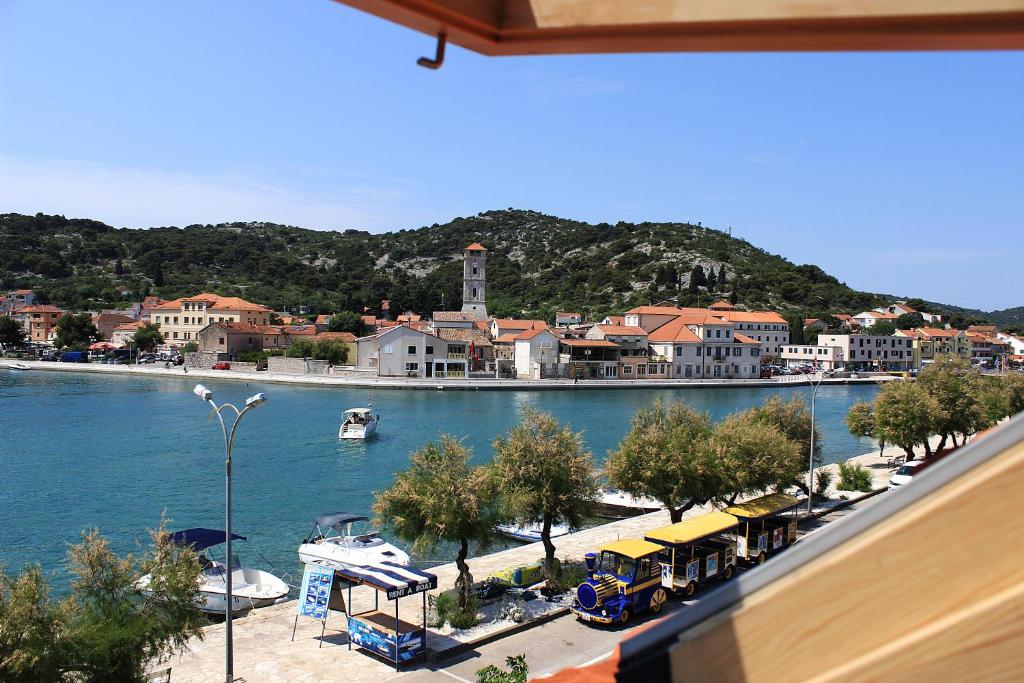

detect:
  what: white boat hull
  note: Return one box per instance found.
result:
[297,541,409,570]
[3,363,30,371]
[496,524,571,543]
[339,419,377,439]
[139,565,289,617]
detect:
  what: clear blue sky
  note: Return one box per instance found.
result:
[2,1,1021,310]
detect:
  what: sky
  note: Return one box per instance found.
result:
[1,1,1022,311]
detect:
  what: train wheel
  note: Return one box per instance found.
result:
[685,581,697,598]
[757,552,767,565]
[618,608,631,625]
[723,565,734,580]
[649,588,667,614]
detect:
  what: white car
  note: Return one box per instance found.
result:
[888,459,927,489]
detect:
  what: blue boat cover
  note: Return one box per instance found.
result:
[168,528,246,551]
[315,512,368,529]
[334,562,438,600]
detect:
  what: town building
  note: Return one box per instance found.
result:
[555,312,583,326]
[585,324,649,379]
[17,305,65,343]
[431,311,476,329]
[461,243,488,321]
[110,321,145,347]
[92,312,136,341]
[781,344,845,369]
[490,318,547,340]
[624,304,788,359]
[896,327,970,366]
[646,314,761,379]
[559,338,621,379]
[804,318,829,334]
[996,332,1024,356]
[314,314,333,331]
[434,327,493,368]
[1,289,35,315]
[150,293,271,343]
[197,321,277,358]
[513,328,561,379]
[851,310,898,330]
[817,333,915,370]
[356,325,467,378]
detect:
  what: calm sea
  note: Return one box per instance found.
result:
[0,371,877,592]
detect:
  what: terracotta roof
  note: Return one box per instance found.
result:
[94,313,135,324]
[515,327,555,341]
[494,333,520,343]
[896,303,917,312]
[465,242,487,251]
[20,304,63,313]
[314,331,357,342]
[919,327,957,337]
[560,338,619,348]
[492,318,547,330]
[14,289,33,295]
[624,305,685,315]
[858,311,897,320]
[733,333,760,344]
[113,321,145,331]
[647,318,702,343]
[604,316,626,326]
[284,324,317,335]
[154,292,270,312]
[473,320,490,331]
[397,313,421,322]
[804,318,820,325]
[433,311,475,322]
[708,300,736,310]
[435,328,493,345]
[834,314,852,320]
[593,324,648,337]
[141,296,166,308]
[315,314,331,324]
[672,307,786,324]
[361,315,377,326]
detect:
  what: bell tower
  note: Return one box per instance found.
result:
[462,243,488,320]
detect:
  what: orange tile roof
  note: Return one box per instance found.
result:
[733,333,760,344]
[647,318,702,343]
[113,321,145,331]
[834,314,852,320]
[708,300,735,310]
[361,315,377,325]
[862,311,897,319]
[154,292,270,312]
[20,304,63,313]
[315,331,357,342]
[556,311,581,317]
[473,320,490,331]
[516,327,554,341]
[624,305,685,315]
[593,324,648,336]
[919,327,957,337]
[492,318,547,330]
[315,314,331,324]
[494,333,520,343]
[604,316,626,325]
[465,242,487,251]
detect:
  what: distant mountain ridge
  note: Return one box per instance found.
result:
[0,210,1005,324]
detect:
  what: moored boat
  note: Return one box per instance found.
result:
[297,512,409,569]
[496,522,571,543]
[595,487,664,519]
[2,362,31,371]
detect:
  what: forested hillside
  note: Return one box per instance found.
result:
[0,210,995,322]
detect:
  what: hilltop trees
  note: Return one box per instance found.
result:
[0,523,204,682]
[374,436,498,611]
[491,407,598,590]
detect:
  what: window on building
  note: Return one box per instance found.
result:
[425,345,434,354]
[637,365,646,376]
[696,347,702,356]
[623,365,633,375]
[715,329,721,338]
[383,344,394,354]
[472,288,477,298]
[725,330,731,338]
[407,345,416,354]
[405,362,419,371]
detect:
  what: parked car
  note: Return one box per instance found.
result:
[212,361,231,370]
[61,351,89,363]
[139,354,156,364]
[888,459,927,489]
[172,355,184,366]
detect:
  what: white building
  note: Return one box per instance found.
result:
[513,328,561,379]
[817,333,915,370]
[646,315,761,379]
[781,344,845,369]
[852,311,898,330]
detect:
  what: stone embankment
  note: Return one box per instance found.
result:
[11,359,896,392]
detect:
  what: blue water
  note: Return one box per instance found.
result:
[0,372,878,591]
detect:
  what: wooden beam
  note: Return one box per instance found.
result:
[330,0,1024,53]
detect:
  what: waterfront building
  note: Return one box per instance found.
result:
[461,243,488,321]
[646,314,761,379]
[110,321,144,347]
[513,327,561,378]
[489,318,547,340]
[996,332,1024,356]
[781,344,845,369]
[92,312,136,341]
[896,327,970,366]
[16,304,65,343]
[150,293,271,343]
[586,324,649,379]
[434,327,493,367]
[804,318,829,333]
[624,304,789,359]
[559,338,621,379]
[817,333,915,370]
[356,324,467,378]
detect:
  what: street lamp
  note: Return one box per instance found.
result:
[192,384,267,683]
[799,367,830,515]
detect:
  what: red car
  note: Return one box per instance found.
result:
[212,361,231,370]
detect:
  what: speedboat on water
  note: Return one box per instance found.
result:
[339,406,378,439]
[595,487,664,519]
[138,528,289,616]
[297,512,409,569]
[496,522,571,543]
[2,362,31,371]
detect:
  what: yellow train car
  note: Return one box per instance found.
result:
[644,511,739,598]
[725,493,801,565]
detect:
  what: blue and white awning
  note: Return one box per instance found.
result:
[334,562,438,600]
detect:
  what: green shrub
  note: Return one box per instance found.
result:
[815,469,834,496]
[838,462,873,492]
[476,654,528,683]
[448,599,480,630]
[556,560,587,590]
[235,350,268,363]
[431,592,479,629]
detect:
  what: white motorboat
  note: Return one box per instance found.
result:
[496,522,571,543]
[339,406,378,439]
[297,512,409,569]
[2,362,31,371]
[138,528,289,616]
[595,487,664,519]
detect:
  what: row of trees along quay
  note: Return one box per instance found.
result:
[846,356,1024,460]
[374,399,820,620]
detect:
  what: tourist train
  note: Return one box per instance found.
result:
[571,493,800,625]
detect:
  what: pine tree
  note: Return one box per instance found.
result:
[689,265,706,293]
[152,262,164,287]
[706,267,717,291]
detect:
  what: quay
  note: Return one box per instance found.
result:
[11,359,896,391]
[157,443,905,682]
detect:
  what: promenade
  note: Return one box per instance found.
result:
[157,441,910,682]
[9,359,894,391]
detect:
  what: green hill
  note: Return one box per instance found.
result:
[0,210,997,323]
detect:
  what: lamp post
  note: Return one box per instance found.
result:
[800,367,830,514]
[192,384,267,683]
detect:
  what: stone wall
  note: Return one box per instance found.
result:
[329,366,377,377]
[230,362,258,372]
[267,356,330,375]
[185,351,219,368]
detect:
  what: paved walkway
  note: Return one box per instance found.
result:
[13,359,892,392]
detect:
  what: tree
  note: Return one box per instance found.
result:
[788,315,806,345]
[327,311,364,335]
[181,341,198,353]
[476,654,528,683]
[269,312,284,325]
[873,380,943,458]
[917,356,989,449]
[706,410,802,502]
[131,322,163,353]
[868,320,897,336]
[706,267,718,291]
[895,312,925,330]
[748,395,822,492]
[0,523,204,682]
[845,400,876,439]
[0,315,27,348]
[53,313,100,349]
[312,339,348,365]
[688,265,706,293]
[491,407,598,589]
[606,400,716,523]
[114,259,124,277]
[374,436,498,611]
[152,262,164,287]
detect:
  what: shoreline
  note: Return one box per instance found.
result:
[8,359,895,392]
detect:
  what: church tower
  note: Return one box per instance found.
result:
[461,243,488,320]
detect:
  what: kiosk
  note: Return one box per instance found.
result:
[725,493,801,564]
[334,562,437,671]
